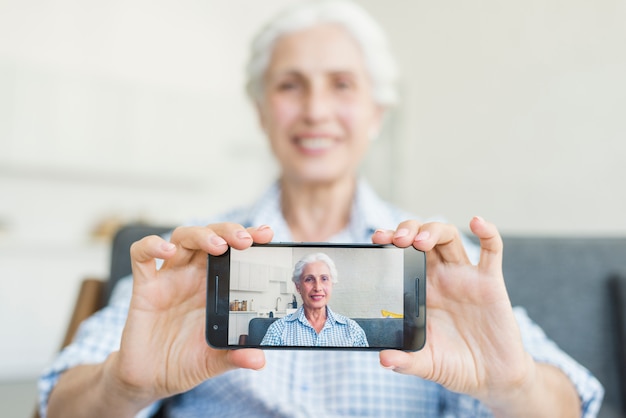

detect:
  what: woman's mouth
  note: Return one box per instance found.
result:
[295,137,335,153]
[310,294,325,301]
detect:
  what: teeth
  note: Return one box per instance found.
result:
[298,137,333,150]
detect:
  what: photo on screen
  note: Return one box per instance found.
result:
[226,245,405,348]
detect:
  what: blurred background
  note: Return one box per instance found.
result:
[1,0,625,414]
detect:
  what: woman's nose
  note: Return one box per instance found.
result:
[303,87,332,123]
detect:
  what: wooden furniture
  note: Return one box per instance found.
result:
[32,224,172,418]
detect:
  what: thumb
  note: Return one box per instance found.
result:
[379,349,432,378]
[204,348,266,379]
[227,348,266,371]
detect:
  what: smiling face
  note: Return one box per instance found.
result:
[256,23,383,185]
[296,260,334,311]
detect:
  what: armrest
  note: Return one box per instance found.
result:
[60,278,106,348]
[609,273,626,415]
[32,278,107,418]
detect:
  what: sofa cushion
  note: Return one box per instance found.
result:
[246,317,403,347]
[500,236,626,418]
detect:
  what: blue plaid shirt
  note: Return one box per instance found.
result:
[39,180,604,418]
[261,306,369,347]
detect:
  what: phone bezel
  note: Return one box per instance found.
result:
[205,243,426,351]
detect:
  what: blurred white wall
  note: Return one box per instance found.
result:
[0,0,625,380]
[0,0,291,381]
[360,0,626,235]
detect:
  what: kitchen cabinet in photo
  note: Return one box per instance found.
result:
[270,265,295,294]
[230,261,269,292]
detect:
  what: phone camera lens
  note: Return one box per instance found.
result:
[212,324,219,330]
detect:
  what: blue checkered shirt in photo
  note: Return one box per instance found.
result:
[38,180,604,418]
[261,306,369,347]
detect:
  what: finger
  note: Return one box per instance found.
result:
[184,348,266,394]
[379,349,429,378]
[391,220,421,248]
[246,224,274,244]
[371,220,423,247]
[371,228,395,244]
[203,223,259,251]
[162,224,273,271]
[227,348,266,371]
[412,222,470,265]
[130,235,177,277]
[469,216,503,273]
[130,235,177,263]
[170,223,255,256]
[203,348,266,385]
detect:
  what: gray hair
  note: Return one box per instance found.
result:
[245,0,398,107]
[292,253,339,285]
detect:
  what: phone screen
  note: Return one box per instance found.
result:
[206,243,426,351]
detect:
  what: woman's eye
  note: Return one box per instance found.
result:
[334,78,353,90]
[321,275,329,281]
[277,81,299,91]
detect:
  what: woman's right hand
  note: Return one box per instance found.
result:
[105,223,274,411]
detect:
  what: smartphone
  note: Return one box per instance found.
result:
[205,243,426,351]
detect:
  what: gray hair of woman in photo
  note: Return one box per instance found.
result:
[292,253,339,285]
[245,0,399,107]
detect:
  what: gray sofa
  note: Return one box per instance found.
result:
[102,226,626,417]
[498,236,626,417]
[245,317,404,347]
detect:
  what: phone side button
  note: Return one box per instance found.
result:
[415,277,419,317]
[214,275,219,314]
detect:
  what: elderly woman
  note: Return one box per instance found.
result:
[40,1,603,417]
[261,253,368,347]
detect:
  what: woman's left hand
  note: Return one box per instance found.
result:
[372,217,578,416]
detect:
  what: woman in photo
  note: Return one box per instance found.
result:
[261,253,368,347]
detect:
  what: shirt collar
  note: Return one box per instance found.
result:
[287,305,346,326]
[244,179,409,243]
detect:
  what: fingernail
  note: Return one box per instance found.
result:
[162,242,176,251]
[257,224,270,231]
[394,228,409,238]
[381,364,396,370]
[474,216,485,223]
[374,229,386,235]
[236,230,252,240]
[414,231,430,242]
[210,235,227,246]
